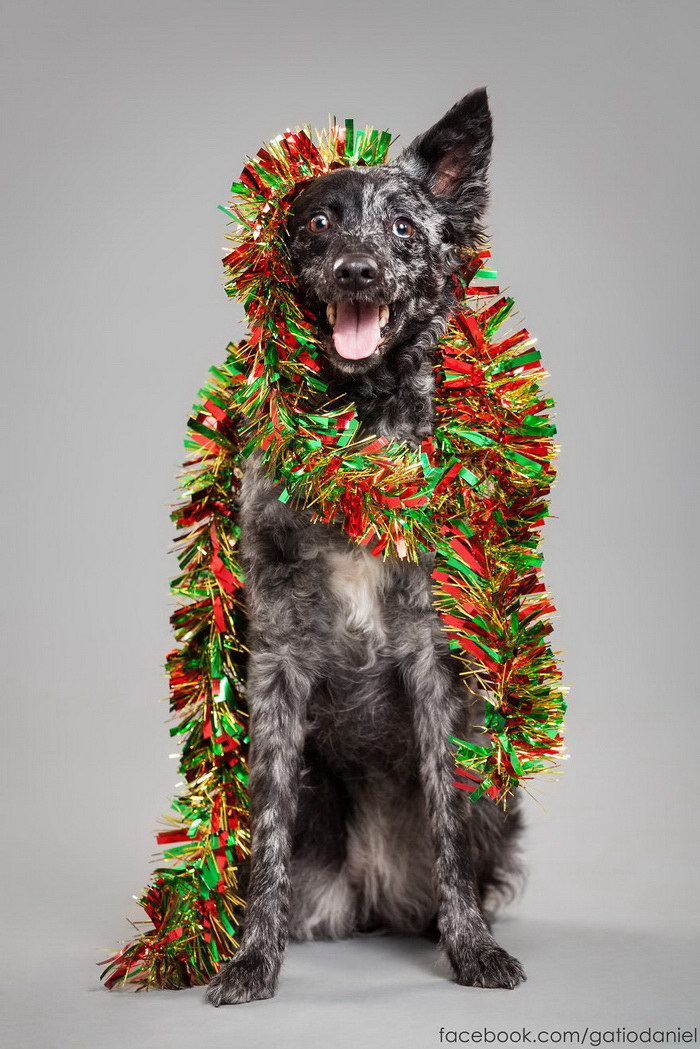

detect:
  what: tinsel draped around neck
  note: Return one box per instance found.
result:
[101,119,565,991]
[216,119,565,798]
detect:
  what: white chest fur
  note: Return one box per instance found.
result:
[325,546,386,640]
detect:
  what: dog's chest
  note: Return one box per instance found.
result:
[303,545,419,767]
[325,546,386,642]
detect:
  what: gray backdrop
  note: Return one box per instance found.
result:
[2,1,699,1047]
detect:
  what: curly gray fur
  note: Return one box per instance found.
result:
[206,88,526,1008]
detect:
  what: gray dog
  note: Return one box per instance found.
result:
[206,88,524,1007]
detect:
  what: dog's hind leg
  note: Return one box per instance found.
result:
[206,646,311,1006]
[288,741,357,942]
[399,617,526,990]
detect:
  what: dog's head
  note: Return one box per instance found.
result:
[286,88,493,375]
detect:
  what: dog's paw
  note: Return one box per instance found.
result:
[205,951,279,1007]
[450,937,526,990]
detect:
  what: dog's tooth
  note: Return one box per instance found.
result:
[326,303,337,326]
[379,305,390,329]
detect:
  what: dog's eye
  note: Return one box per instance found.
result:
[392,217,414,239]
[308,214,331,233]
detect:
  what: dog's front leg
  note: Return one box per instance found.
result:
[403,622,526,989]
[206,647,310,1006]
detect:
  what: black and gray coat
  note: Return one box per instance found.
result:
[207,88,525,1006]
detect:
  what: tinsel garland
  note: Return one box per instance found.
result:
[102,119,565,990]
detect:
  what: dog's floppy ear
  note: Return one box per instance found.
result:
[397,87,493,243]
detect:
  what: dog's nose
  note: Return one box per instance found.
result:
[333,253,379,291]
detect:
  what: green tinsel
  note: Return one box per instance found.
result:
[102,119,565,990]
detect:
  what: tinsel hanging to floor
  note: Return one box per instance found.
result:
[102,119,565,990]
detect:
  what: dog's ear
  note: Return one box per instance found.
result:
[397,87,493,243]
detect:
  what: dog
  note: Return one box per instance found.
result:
[206,87,525,1007]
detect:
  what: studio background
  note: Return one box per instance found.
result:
[2,2,698,1047]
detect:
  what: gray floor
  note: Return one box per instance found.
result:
[3,920,697,1049]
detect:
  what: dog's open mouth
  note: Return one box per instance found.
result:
[326,301,391,360]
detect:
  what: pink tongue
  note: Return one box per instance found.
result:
[332,301,381,360]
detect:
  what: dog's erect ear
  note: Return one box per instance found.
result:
[397,87,493,242]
